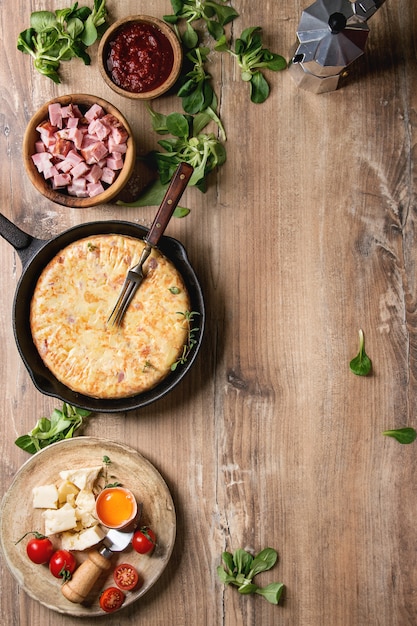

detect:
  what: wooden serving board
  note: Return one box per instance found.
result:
[0,437,176,616]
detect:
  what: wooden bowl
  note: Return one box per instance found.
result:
[98,15,183,100]
[23,94,136,208]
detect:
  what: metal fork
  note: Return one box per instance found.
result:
[107,162,194,326]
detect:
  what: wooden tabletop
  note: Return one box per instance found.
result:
[1,1,416,624]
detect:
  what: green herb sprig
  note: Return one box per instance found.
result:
[164,0,239,41]
[118,110,226,213]
[382,428,417,444]
[17,0,107,83]
[349,329,372,376]
[100,456,122,488]
[215,26,287,103]
[148,111,226,189]
[15,404,91,454]
[217,547,285,604]
[177,46,215,115]
[171,311,201,371]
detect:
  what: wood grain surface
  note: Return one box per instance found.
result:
[1,1,416,625]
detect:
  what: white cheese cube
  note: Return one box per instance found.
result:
[59,466,102,491]
[42,502,77,535]
[75,489,96,515]
[66,493,77,507]
[60,525,106,551]
[57,480,80,504]
[32,484,59,509]
[76,510,98,529]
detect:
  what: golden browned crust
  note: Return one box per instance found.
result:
[30,234,190,399]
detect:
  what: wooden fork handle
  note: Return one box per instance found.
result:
[145,162,193,247]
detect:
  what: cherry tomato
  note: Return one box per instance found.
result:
[113,563,141,591]
[132,527,156,554]
[99,586,126,613]
[24,533,54,565]
[49,549,77,581]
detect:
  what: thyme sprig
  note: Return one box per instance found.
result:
[171,310,200,370]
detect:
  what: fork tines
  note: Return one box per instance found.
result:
[107,272,139,327]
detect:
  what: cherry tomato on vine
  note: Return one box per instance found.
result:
[15,531,54,565]
[99,586,126,613]
[113,563,141,591]
[49,549,77,581]
[132,527,156,554]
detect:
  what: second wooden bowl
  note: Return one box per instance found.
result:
[23,94,136,208]
[98,15,183,100]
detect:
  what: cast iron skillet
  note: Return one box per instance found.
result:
[0,213,205,413]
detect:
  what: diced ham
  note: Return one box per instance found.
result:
[72,176,87,191]
[35,141,46,153]
[67,183,89,197]
[56,159,73,173]
[36,120,57,135]
[82,141,109,165]
[53,173,72,188]
[36,121,57,149]
[48,103,63,129]
[53,138,73,159]
[71,161,90,179]
[81,134,99,149]
[87,181,105,197]
[55,128,71,140]
[111,124,129,145]
[31,151,53,173]
[106,153,124,170]
[44,165,59,180]
[88,118,110,141]
[101,114,129,143]
[108,136,127,154]
[66,150,84,166]
[71,104,83,118]
[101,167,116,185]
[69,177,88,194]
[68,126,84,150]
[68,173,89,196]
[86,164,102,184]
[84,103,104,122]
[61,104,81,119]
[31,101,128,197]
[66,117,80,129]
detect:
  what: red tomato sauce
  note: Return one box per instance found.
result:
[106,22,175,93]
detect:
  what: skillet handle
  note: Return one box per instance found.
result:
[0,212,34,251]
[145,162,193,247]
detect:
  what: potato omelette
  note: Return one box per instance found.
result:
[30,234,190,398]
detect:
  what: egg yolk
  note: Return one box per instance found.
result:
[96,488,136,527]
